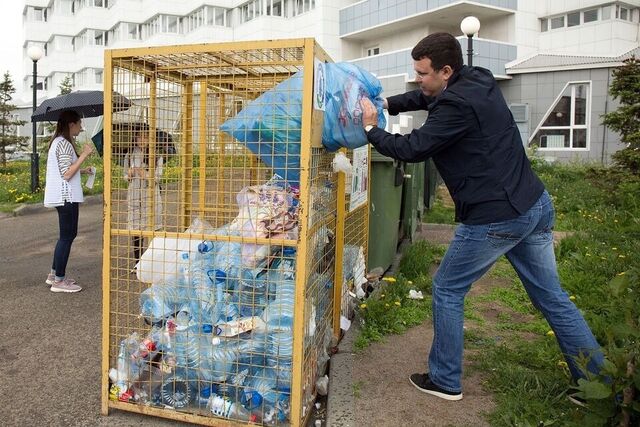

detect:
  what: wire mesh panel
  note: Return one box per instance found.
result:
[101,39,368,426]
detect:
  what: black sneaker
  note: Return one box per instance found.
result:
[409,373,463,401]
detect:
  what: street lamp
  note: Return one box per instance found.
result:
[460,16,481,67]
[27,45,44,193]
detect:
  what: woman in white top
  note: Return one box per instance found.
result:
[44,110,93,293]
[124,130,164,261]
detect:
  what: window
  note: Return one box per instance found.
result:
[95,69,103,84]
[550,16,565,29]
[602,5,613,20]
[165,16,179,33]
[567,12,580,27]
[94,31,106,45]
[240,0,263,23]
[529,82,590,150]
[540,18,548,32]
[583,9,598,23]
[29,7,47,22]
[267,0,286,17]
[366,46,380,56]
[293,0,316,16]
[127,23,141,40]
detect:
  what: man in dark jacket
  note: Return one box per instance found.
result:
[360,32,603,401]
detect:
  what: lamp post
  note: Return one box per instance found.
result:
[460,16,481,67]
[27,45,44,193]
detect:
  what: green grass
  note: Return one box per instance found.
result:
[357,161,640,425]
[353,241,442,350]
[422,196,456,224]
[0,142,104,212]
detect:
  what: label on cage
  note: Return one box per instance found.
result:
[349,145,369,212]
[214,316,266,337]
[313,58,326,111]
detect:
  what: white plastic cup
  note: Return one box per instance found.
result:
[85,166,96,189]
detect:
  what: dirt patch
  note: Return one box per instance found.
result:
[351,254,545,426]
[353,322,495,427]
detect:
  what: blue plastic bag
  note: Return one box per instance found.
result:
[321,63,386,151]
[220,63,385,183]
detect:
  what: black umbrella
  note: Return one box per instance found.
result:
[31,90,131,122]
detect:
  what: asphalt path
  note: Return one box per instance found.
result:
[0,199,184,426]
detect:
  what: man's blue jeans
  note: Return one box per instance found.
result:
[428,191,603,392]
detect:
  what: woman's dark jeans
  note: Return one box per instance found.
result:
[52,201,79,279]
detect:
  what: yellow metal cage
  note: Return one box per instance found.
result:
[101,38,369,426]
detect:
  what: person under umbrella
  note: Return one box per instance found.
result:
[124,129,164,264]
[44,110,94,293]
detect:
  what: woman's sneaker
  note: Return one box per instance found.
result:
[46,273,76,286]
[409,373,463,401]
[50,278,82,293]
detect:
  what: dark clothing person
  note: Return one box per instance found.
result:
[360,32,603,401]
[370,65,545,224]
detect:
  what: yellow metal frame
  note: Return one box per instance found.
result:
[101,38,369,426]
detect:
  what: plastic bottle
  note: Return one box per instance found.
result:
[243,367,289,407]
[200,337,262,383]
[261,248,296,332]
[266,331,293,367]
[189,242,216,322]
[207,393,259,422]
[139,283,188,323]
[238,268,268,317]
[160,373,193,408]
[172,311,202,376]
[207,269,227,325]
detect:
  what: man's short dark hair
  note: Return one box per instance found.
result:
[411,32,463,72]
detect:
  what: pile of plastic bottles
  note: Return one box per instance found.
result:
[110,243,308,424]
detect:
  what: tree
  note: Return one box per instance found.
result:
[602,57,640,173]
[0,71,28,167]
[59,75,73,95]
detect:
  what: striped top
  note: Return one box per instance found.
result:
[44,136,84,207]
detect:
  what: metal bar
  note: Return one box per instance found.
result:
[467,35,473,67]
[109,228,298,247]
[332,149,347,339]
[30,59,39,193]
[109,38,307,58]
[289,37,316,427]
[180,81,194,229]
[100,49,114,417]
[198,80,207,219]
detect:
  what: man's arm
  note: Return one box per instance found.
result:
[367,100,470,162]
[386,90,435,115]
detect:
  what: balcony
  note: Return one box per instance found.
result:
[350,37,516,79]
[340,0,516,40]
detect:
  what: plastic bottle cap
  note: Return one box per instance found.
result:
[211,337,221,345]
[198,241,213,253]
[202,324,213,334]
[283,247,296,256]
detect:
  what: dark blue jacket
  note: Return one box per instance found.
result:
[367,65,545,225]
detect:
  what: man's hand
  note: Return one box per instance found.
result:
[360,98,379,128]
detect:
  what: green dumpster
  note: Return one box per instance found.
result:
[424,158,438,209]
[368,151,404,271]
[400,161,425,241]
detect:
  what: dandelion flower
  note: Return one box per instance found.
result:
[382,277,396,283]
[360,303,367,309]
[394,301,401,306]
[569,295,576,301]
[557,361,568,368]
[546,330,555,337]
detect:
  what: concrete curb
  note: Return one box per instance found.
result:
[12,194,104,217]
[326,236,410,427]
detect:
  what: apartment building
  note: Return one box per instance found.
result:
[19,0,640,162]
